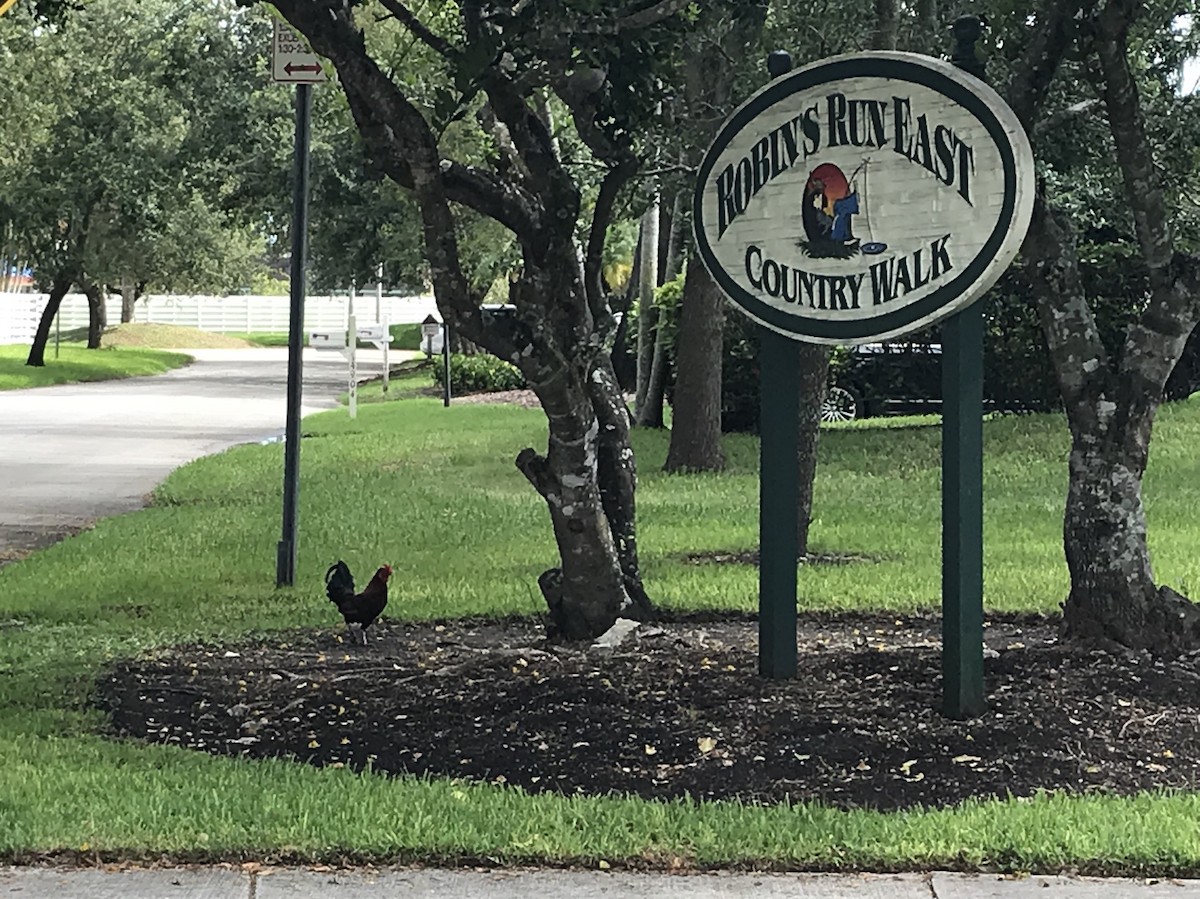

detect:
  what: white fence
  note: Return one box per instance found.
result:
[0,291,440,346]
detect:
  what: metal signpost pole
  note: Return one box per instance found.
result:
[347,285,357,420]
[941,15,988,718]
[443,321,452,407]
[377,265,389,396]
[276,81,312,588]
[348,314,357,419]
[758,50,800,680]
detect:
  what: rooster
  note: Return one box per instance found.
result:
[324,560,392,644]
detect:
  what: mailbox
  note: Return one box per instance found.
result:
[309,330,347,349]
[355,323,389,343]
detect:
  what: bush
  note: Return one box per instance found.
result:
[432,353,526,393]
[389,323,423,350]
[717,242,1200,428]
[616,272,687,403]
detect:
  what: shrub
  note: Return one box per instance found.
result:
[432,353,526,393]
[389,323,424,350]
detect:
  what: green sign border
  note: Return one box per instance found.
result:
[693,52,1032,345]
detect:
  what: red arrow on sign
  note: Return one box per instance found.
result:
[284,62,322,75]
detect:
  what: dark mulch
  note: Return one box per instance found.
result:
[93,612,1200,811]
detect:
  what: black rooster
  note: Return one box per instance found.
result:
[324,560,392,644]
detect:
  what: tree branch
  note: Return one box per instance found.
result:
[584,159,637,318]
[1005,0,1098,132]
[870,0,898,51]
[376,0,458,61]
[1093,1,1172,277]
[1033,98,1102,137]
[610,0,692,33]
[1022,192,1110,436]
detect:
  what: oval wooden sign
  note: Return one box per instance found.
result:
[693,51,1035,345]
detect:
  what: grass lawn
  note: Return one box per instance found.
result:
[0,343,191,390]
[1,373,1199,870]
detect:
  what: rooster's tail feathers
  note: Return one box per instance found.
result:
[324,560,355,603]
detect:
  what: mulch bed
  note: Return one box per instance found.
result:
[93,611,1200,810]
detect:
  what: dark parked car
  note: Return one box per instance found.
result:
[822,342,944,421]
[821,331,1200,422]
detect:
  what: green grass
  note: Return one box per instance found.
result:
[0,344,191,390]
[225,331,293,347]
[1,392,1200,868]
[230,324,423,350]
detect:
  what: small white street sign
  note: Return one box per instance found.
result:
[272,20,327,84]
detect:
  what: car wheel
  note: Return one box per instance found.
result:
[821,386,860,422]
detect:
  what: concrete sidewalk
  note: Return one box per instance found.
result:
[1,868,1197,898]
[0,347,406,561]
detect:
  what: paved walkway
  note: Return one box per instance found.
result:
[1,868,1196,897]
[0,347,395,561]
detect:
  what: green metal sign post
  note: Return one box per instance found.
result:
[756,51,800,680]
[759,325,800,679]
[941,16,989,719]
[941,306,986,717]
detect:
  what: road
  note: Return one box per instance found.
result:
[0,347,391,562]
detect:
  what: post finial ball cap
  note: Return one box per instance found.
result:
[766,50,793,79]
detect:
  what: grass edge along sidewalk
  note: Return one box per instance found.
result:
[0,344,190,390]
[0,385,1199,871]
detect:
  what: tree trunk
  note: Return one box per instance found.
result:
[1014,7,1200,654]
[662,190,684,283]
[664,6,767,468]
[120,276,137,323]
[637,192,681,429]
[1059,439,1159,647]
[1025,196,1200,653]
[82,280,106,348]
[796,344,831,554]
[25,274,73,367]
[638,307,668,428]
[634,202,659,413]
[590,354,654,619]
[516,354,636,641]
[664,261,725,472]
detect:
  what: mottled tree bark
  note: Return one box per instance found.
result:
[590,355,655,620]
